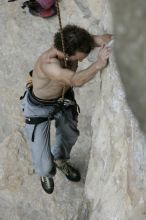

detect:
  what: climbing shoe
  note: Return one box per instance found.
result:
[54,160,81,182]
[40,176,54,194]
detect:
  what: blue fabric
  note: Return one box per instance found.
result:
[20,90,79,177]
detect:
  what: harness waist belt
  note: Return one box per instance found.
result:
[28,87,76,107]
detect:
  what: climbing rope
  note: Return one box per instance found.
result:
[55,0,68,68]
[55,0,68,100]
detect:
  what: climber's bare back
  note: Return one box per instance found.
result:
[32,48,75,100]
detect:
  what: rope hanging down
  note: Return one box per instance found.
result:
[55,0,68,68]
[55,0,68,99]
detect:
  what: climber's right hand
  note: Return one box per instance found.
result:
[96,45,111,70]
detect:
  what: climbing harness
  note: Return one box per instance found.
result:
[20,85,80,142]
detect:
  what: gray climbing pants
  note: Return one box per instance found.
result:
[20,89,79,177]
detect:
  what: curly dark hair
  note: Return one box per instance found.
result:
[54,25,95,56]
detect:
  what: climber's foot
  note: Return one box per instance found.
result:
[54,160,81,182]
[40,176,54,194]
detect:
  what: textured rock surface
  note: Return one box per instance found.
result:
[85,1,146,220]
[0,0,146,219]
[110,0,146,134]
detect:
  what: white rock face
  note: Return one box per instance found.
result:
[0,0,146,220]
[85,1,146,220]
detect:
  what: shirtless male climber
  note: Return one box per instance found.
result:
[20,25,112,194]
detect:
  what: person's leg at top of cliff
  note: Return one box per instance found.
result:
[20,24,112,194]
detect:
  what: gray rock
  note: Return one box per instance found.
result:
[74,0,91,18]
[110,0,146,135]
[1,0,146,220]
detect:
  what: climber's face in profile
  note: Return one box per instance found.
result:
[69,51,88,62]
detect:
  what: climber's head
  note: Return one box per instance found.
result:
[54,24,95,61]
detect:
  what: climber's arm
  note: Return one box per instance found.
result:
[93,34,113,47]
[41,46,110,87]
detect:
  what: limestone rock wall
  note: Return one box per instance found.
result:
[0,0,146,219]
